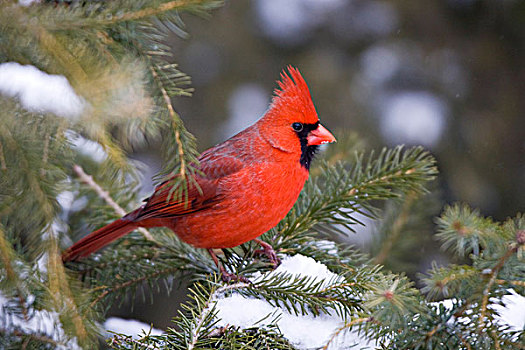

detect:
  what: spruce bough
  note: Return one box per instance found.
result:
[0,1,523,349]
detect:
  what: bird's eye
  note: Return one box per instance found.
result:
[292,122,303,132]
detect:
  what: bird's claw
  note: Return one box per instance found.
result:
[253,239,281,268]
[220,270,250,283]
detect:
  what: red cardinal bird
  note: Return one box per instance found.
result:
[62,66,335,280]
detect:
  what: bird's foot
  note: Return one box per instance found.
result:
[220,269,250,283]
[208,248,250,283]
[253,238,281,268]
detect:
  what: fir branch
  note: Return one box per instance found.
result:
[435,203,498,257]
[275,146,437,246]
[0,224,29,322]
[167,280,223,349]
[46,233,91,346]
[31,24,88,85]
[87,0,218,26]
[148,64,188,180]
[0,141,6,171]
[90,265,182,308]
[322,317,374,350]
[73,233,215,309]
[373,193,416,264]
[0,224,16,283]
[39,0,223,30]
[421,264,479,299]
[496,279,525,287]
[0,328,64,348]
[72,164,154,241]
[143,49,201,202]
[478,242,519,332]
[235,272,364,318]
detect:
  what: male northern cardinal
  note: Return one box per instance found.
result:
[62,66,335,280]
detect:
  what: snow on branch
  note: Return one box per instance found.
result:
[0,62,86,119]
[212,255,376,350]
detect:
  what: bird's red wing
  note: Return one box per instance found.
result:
[132,154,244,221]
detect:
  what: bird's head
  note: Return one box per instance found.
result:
[259,66,336,169]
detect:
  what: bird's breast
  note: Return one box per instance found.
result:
[170,162,309,248]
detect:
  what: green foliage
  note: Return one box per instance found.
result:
[0,0,222,347]
[1,1,523,349]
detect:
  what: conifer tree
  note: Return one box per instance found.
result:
[0,1,523,349]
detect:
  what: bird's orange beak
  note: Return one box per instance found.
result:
[307,124,336,146]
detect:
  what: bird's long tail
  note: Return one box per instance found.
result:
[62,217,139,262]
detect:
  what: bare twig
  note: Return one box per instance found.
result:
[72,164,154,241]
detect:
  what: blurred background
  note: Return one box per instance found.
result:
[119,0,524,327]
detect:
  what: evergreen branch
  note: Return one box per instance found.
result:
[71,234,216,308]
[0,224,29,322]
[435,203,498,257]
[478,243,518,332]
[148,65,188,179]
[237,272,364,318]
[496,279,525,287]
[276,146,437,245]
[0,328,64,348]
[167,280,223,349]
[73,164,126,217]
[93,131,142,182]
[47,233,91,346]
[0,141,6,170]
[72,164,154,242]
[144,54,201,202]
[40,0,223,30]
[0,224,16,283]
[90,265,182,307]
[420,264,479,299]
[373,193,416,264]
[31,24,88,85]
[458,333,474,350]
[88,0,216,26]
[322,317,374,350]
[40,131,50,177]
[108,333,157,349]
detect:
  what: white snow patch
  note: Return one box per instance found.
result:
[380,92,448,148]
[19,0,41,6]
[0,62,86,119]
[435,290,525,334]
[0,292,80,349]
[253,254,344,288]
[104,317,163,339]
[214,254,375,349]
[490,289,525,332]
[36,252,48,276]
[57,190,75,212]
[65,130,108,163]
[312,239,338,255]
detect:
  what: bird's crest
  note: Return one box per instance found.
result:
[270,66,319,124]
